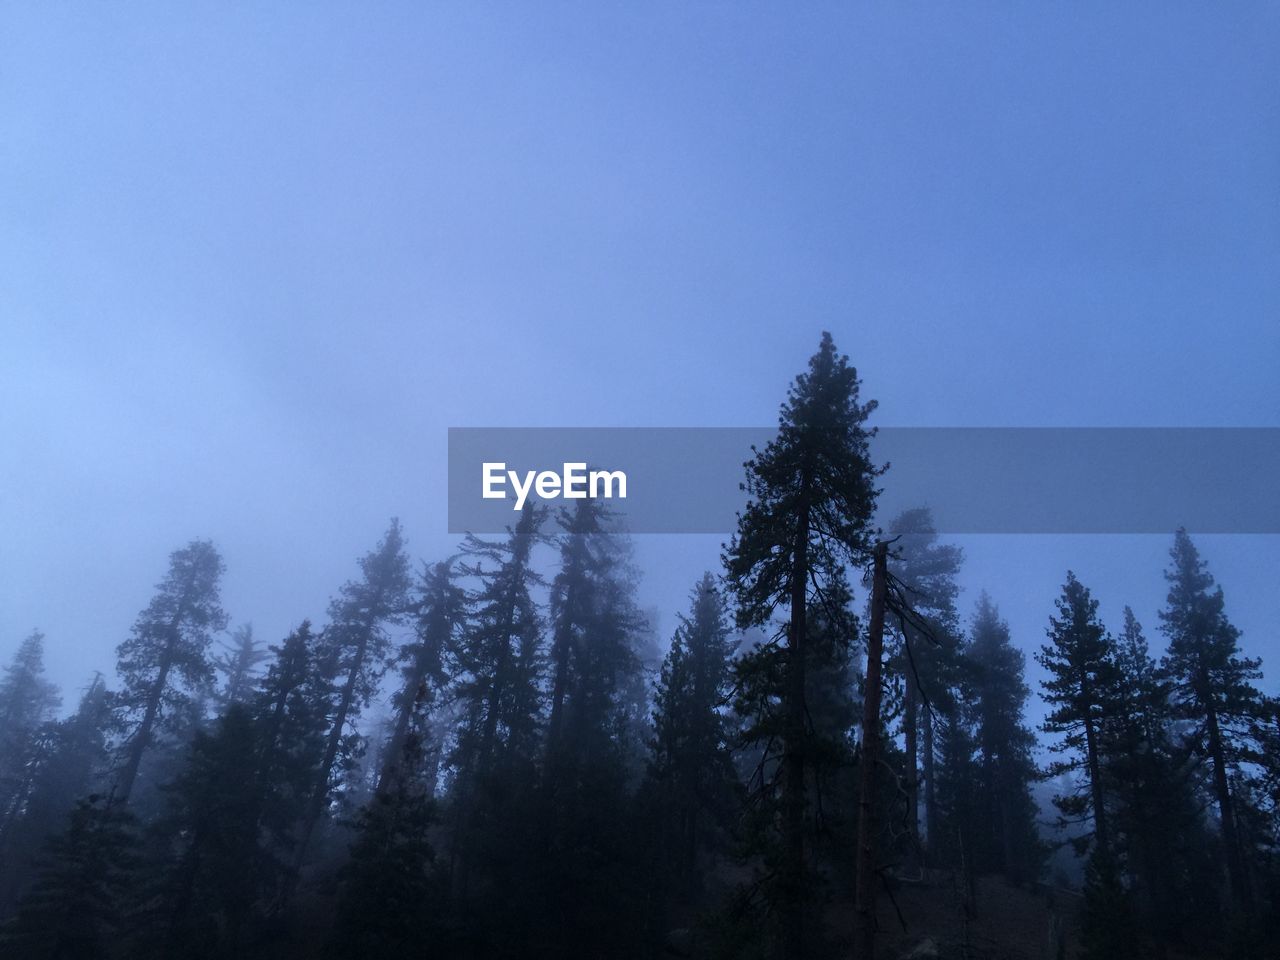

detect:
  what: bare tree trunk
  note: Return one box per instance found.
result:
[854,542,888,960]
[781,490,810,960]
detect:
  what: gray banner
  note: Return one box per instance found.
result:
[447,427,1279,534]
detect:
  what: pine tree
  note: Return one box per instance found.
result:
[1234,710,1280,941]
[966,594,1042,881]
[0,632,61,843]
[930,698,980,873]
[378,559,464,794]
[545,498,644,765]
[1104,607,1215,948]
[1,795,139,960]
[2,675,114,911]
[643,574,738,900]
[329,686,441,960]
[533,498,647,957]
[737,563,865,901]
[803,572,864,860]
[723,331,881,959]
[212,623,268,710]
[451,504,545,784]
[114,541,228,805]
[1037,572,1120,854]
[885,509,962,858]
[1159,529,1266,910]
[147,704,271,959]
[294,520,411,875]
[252,621,332,898]
[1079,844,1138,960]
[731,555,867,949]
[444,505,547,952]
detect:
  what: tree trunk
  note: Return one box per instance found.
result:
[1205,702,1251,909]
[903,667,920,857]
[479,592,520,769]
[293,631,368,878]
[854,542,889,960]
[116,650,172,804]
[781,489,810,960]
[546,583,577,753]
[1000,791,1015,878]
[117,569,198,805]
[378,675,423,793]
[922,712,937,853]
[1082,713,1109,852]
[453,587,520,895]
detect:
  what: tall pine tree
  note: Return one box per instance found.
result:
[212,623,268,710]
[114,541,228,805]
[378,559,464,794]
[1159,529,1266,910]
[535,498,647,958]
[723,332,881,959]
[294,520,411,876]
[0,632,61,843]
[1037,572,1119,854]
[966,594,1042,881]
[643,573,738,900]
[885,509,962,859]
[253,621,333,902]
[445,504,546,955]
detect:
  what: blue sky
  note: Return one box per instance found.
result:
[1,4,1277,707]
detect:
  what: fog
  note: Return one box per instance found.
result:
[0,6,1276,958]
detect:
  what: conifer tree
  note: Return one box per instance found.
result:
[212,623,268,710]
[885,509,962,856]
[0,632,61,842]
[379,559,464,794]
[252,621,332,894]
[1079,843,1139,960]
[930,698,980,872]
[1159,529,1266,909]
[445,505,547,953]
[294,520,411,874]
[966,594,1041,881]
[732,573,863,919]
[1103,607,1213,947]
[2,675,114,906]
[723,331,881,958]
[545,498,643,765]
[2,795,138,960]
[330,686,440,960]
[533,499,647,957]
[149,704,270,959]
[450,504,545,787]
[114,541,228,805]
[801,572,863,867]
[1037,572,1119,854]
[644,574,738,897]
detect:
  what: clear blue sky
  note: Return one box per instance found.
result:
[1,4,1277,707]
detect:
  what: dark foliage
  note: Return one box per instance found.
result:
[0,350,1274,960]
